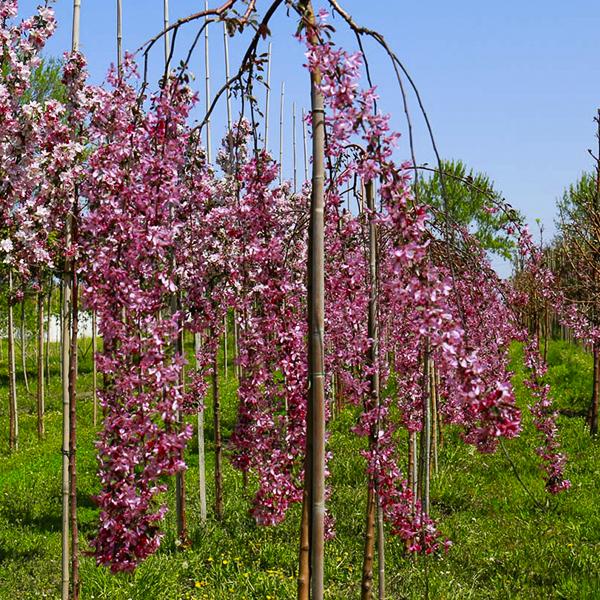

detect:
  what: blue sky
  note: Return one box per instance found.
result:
[19,1,600,259]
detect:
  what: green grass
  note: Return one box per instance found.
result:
[0,338,599,599]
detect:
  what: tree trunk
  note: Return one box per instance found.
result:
[175,321,188,545]
[195,332,207,524]
[92,310,97,427]
[20,298,30,394]
[61,271,71,600]
[7,270,18,451]
[45,281,52,387]
[68,229,80,600]
[212,344,224,520]
[37,291,45,440]
[361,178,383,600]
[361,486,377,599]
[590,341,599,436]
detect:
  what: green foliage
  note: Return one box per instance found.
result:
[0,340,598,598]
[22,57,66,105]
[416,159,523,260]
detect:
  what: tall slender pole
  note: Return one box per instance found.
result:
[204,0,212,159]
[302,108,308,183]
[116,0,123,76]
[299,3,326,598]
[223,22,232,130]
[292,102,297,193]
[264,43,272,149]
[61,227,71,600]
[163,0,170,68]
[279,82,285,184]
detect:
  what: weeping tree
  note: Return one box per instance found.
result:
[555,136,600,436]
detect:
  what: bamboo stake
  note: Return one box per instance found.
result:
[61,252,71,600]
[264,43,272,149]
[293,102,297,193]
[116,0,123,75]
[302,3,326,597]
[62,5,80,597]
[204,0,212,159]
[302,108,308,182]
[163,0,170,68]
[223,21,232,130]
[279,82,285,184]
[37,291,45,440]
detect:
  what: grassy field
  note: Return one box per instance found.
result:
[0,338,599,599]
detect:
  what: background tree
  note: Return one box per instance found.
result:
[417,159,523,260]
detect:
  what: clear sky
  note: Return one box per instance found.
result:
[19,1,600,260]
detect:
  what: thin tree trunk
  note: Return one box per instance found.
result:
[419,353,432,515]
[37,291,45,440]
[175,316,188,545]
[92,311,97,427]
[7,270,18,451]
[195,332,207,523]
[20,298,30,394]
[233,309,240,381]
[223,315,228,379]
[361,486,377,599]
[361,179,383,600]
[212,343,223,520]
[590,341,599,436]
[68,221,80,600]
[430,364,438,475]
[45,281,52,386]
[61,268,71,600]
[377,497,385,600]
[409,431,418,507]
